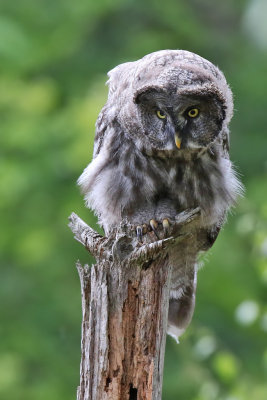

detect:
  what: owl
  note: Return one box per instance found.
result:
[78,50,243,341]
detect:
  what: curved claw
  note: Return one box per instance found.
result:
[136,225,143,242]
[142,224,148,234]
[162,218,170,238]
[150,219,159,239]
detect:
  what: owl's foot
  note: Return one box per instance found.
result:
[135,218,171,241]
[149,218,171,239]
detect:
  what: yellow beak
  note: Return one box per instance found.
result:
[175,133,182,149]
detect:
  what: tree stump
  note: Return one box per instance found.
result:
[68,208,200,400]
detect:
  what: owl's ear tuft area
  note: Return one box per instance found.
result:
[106,62,133,96]
[134,85,165,104]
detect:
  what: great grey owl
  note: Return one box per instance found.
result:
[78,50,243,341]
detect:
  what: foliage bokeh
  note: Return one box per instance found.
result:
[1,0,267,399]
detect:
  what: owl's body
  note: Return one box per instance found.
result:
[78,50,242,340]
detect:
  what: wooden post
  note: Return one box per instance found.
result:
[68,208,200,400]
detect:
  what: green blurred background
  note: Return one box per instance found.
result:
[1,0,267,399]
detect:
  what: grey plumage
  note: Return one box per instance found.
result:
[78,50,243,341]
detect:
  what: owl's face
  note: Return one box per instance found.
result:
[134,87,226,152]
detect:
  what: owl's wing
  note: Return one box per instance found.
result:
[92,106,108,158]
[199,126,231,251]
[92,61,135,159]
[221,127,230,159]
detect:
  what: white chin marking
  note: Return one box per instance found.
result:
[165,142,176,150]
[186,140,203,149]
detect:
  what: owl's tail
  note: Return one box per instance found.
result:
[167,268,197,342]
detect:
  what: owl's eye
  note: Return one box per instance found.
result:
[187,108,199,118]
[156,110,166,119]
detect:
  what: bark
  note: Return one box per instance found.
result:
[68,208,200,400]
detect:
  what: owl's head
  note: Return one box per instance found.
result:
[134,80,226,152]
[107,50,233,155]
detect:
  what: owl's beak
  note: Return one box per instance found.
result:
[175,133,182,149]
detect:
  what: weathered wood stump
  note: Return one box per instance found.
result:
[68,208,200,400]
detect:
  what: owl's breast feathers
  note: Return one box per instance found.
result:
[78,132,242,232]
[124,145,242,226]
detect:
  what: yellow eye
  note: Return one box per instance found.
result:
[156,110,166,119]
[187,108,199,118]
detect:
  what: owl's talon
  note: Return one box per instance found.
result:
[136,225,143,242]
[149,219,160,239]
[162,218,170,237]
[142,224,148,234]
